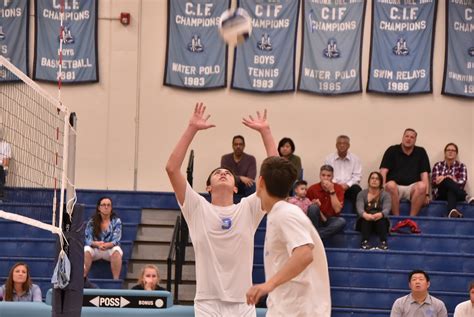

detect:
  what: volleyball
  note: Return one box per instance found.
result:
[218,8,252,46]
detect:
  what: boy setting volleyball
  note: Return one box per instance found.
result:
[166,102,278,316]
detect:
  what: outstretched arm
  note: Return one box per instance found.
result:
[242,109,278,157]
[165,102,215,205]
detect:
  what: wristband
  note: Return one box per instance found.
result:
[330,191,336,195]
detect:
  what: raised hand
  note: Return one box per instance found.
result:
[242,109,269,132]
[189,102,216,131]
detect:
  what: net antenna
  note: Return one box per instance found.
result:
[0,55,77,249]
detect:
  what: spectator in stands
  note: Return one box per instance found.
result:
[0,128,12,201]
[166,103,278,316]
[287,180,313,214]
[131,264,165,291]
[221,135,257,196]
[325,135,362,211]
[278,137,303,180]
[245,157,331,316]
[0,262,42,302]
[380,128,431,216]
[390,270,447,317]
[306,165,346,239]
[84,197,123,280]
[431,143,474,218]
[454,281,474,317]
[356,172,391,250]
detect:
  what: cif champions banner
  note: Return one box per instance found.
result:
[299,0,366,95]
[164,0,230,89]
[232,0,300,93]
[0,0,29,79]
[442,1,474,98]
[33,0,99,83]
[367,0,437,94]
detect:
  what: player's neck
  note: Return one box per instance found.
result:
[211,191,234,207]
[261,195,282,213]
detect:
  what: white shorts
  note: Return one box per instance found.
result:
[194,299,256,317]
[397,183,415,201]
[84,245,123,261]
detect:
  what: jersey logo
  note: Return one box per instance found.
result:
[221,217,232,230]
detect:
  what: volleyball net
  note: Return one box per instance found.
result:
[0,55,76,239]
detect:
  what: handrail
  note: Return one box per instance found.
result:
[166,215,180,294]
[186,150,194,187]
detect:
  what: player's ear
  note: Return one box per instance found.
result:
[233,186,238,194]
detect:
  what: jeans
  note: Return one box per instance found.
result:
[307,204,346,239]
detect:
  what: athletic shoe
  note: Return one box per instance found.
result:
[448,209,463,218]
[360,240,371,250]
[466,195,474,205]
[377,241,388,250]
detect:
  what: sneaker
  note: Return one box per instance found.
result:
[466,195,474,205]
[377,241,389,250]
[448,209,463,218]
[361,240,371,250]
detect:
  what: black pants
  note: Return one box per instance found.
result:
[345,184,362,212]
[359,218,389,242]
[0,166,5,198]
[436,178,467,212]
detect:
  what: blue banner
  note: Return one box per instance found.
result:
[298,0,365,95]
[33,0,98,83]
[367,0,437,94]
[164,0,230,89]
[0,0,29,80]
[231,0,300,93]
[442,1,474,98]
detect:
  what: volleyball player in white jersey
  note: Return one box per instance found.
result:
[246,156,331,317]
[166,103,278,317]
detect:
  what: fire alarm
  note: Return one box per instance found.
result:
[120,12,130,26]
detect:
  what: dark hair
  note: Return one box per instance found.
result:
[260,156,297,198]
[320,164,334,173]
[232,135,245,145]
[92,197,117,239]
[469,281,474,292]
[368,171,383,189]
[206,167,238,187]
[444,142,458,153]
[294,180,308,188]
[278,137,295,156]
[404,128,417,137]
[409,270,430,282]
[4,262,32,301]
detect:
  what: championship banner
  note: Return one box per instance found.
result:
[231,0,300,93]
[298,0,366,95]
[367,0,437,94]
[33,0,99,83]
[0,0,29,80]
[164,0,230,89]
[442,1,474,98]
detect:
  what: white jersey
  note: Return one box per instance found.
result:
[265,201,331,317]
[454,300,474,317]
[179,182,265,302]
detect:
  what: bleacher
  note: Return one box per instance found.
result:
[1,187,473,316]
[0,188,143,296]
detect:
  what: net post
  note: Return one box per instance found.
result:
[66,113,77,212]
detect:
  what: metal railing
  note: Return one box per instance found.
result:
[166,150,194,303]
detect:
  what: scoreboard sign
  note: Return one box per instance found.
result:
[83,294,168,309]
